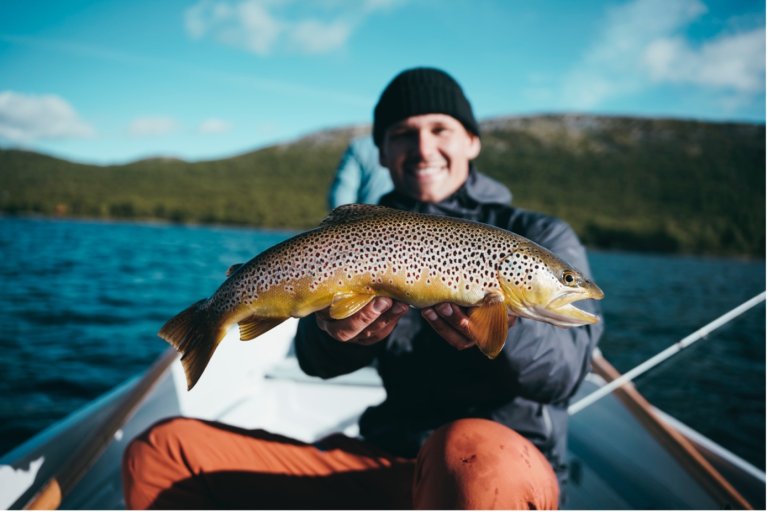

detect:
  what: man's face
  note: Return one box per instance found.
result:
[379,113,481,203]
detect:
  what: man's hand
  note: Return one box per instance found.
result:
[422,303,517,351]
[315,297,410,345]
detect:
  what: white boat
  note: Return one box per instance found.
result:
[1,309,765,510]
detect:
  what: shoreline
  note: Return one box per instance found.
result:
[2,211,763,262]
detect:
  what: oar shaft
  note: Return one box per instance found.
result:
[22,348,178,510]
[569,291,766,415]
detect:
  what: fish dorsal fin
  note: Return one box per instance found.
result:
[321,204,393,226]
[467,292,509,359]
[226,263,244,277]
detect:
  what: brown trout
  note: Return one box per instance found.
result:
[160,204,604,389]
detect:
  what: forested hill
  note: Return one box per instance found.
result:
[0,115,764,257]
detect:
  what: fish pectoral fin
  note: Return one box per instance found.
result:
[329,292,376,320]
[467,295,509,359]
[238,316,287,341]
[226,263,244,277]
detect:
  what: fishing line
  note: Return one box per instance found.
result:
[569,290,767,416]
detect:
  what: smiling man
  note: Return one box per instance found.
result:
[299,69,603,508]
[122,68,603,510]
[379,112,480,202]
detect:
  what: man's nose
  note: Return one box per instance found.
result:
[414,130,437,158]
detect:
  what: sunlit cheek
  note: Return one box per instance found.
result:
[526,274,560,304]
[543,278,560,303]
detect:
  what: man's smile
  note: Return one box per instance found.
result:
[405,162,448,182]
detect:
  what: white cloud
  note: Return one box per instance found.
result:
[289,18,352,54]
[184,0,399,55]
[562,0,765,111]
[220,0,283,55]
[198,118,232,134]
[128,116,178,136]
[0,91,94,142]
[643,28,765,93]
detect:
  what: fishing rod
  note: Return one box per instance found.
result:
[569,290,766,416]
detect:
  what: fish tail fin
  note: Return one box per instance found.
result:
[158,299,229,390]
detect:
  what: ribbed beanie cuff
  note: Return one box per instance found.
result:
[373,67,479,147]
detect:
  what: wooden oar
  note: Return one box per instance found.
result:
[588,353,753,510]
[21,348,178,510]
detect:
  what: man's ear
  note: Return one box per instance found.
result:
[378,143,388,167]
[467,134,481,160]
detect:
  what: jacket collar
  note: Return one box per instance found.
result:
[379,166,512,217]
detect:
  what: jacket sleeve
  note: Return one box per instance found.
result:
[294,315,381,379]
[498,216,604,403]
[327,143,363,209]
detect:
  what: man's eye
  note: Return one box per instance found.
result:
[436,126,457,138]
[388,131,409,140]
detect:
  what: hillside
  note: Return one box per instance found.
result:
[0,115,764,257]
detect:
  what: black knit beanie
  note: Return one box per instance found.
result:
[373,67,479,147]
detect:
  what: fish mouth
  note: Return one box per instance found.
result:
[531,302,600,327]
[533,282,604,327]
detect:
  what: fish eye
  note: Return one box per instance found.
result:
[562,271,579,287]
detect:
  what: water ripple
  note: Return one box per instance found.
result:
[0,217,763,469]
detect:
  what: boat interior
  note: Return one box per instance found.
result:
[1,319,764,510]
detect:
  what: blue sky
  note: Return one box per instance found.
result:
[0,0,764,164]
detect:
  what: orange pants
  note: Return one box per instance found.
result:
[122,417,559,509]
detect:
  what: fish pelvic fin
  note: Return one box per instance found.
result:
[468,294,509,359]
[238,315,287,341]
[329,292,376,320]
[158,299,228,390]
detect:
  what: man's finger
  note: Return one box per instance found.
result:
[317,297,403,343]
[353,301,409,345]
[422,307,475,350]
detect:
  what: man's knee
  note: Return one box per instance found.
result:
[123,417,207,479]
[421,418,524,471]
[122,417,211,509]
[414,418,559,509]
[127,417,201,455]
[144,416,208,443]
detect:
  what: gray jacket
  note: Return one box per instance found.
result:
[296,169,603,489]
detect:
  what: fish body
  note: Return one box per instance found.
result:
[160,204,604,389]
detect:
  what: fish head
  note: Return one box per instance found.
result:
[497,246,604,327]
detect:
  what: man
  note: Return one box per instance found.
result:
[123,67,602,510]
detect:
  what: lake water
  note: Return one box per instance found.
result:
[0,217,764,469]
